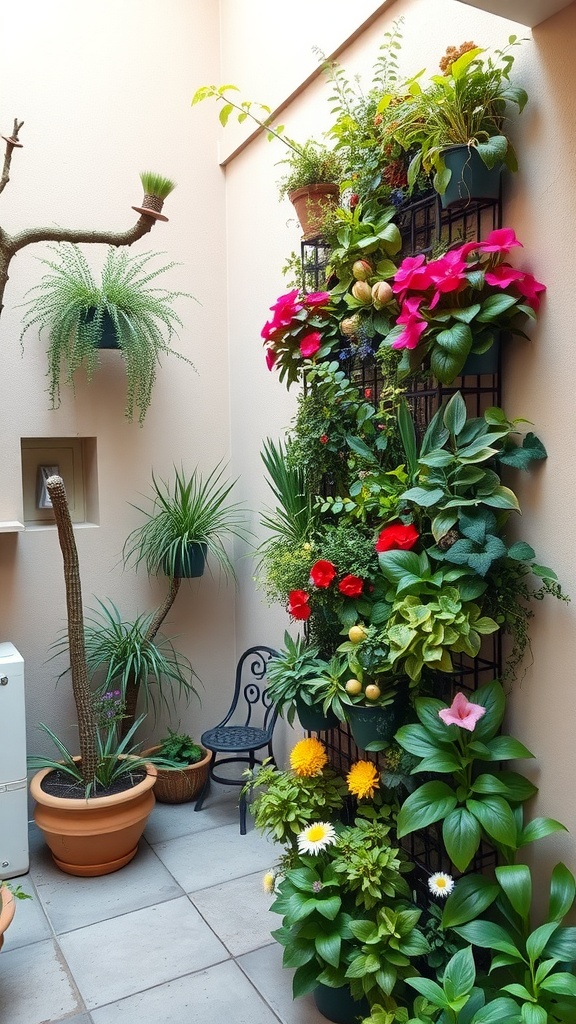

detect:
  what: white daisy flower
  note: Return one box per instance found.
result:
[428,872,455,898]
[297,822,337,855]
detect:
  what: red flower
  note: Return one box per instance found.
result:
[299,331,322,358]
[303,292,331,307]
[349,193,359,209]
[287,590,311,621]
[393,254,433,298]
[375,522,419,552]
[310,560,337,588]
[514,272,546,311]
[338,574,364,597]
[320,434,329,445]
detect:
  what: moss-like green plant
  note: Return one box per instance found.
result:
[19,243,197,423]
[139,171,176,199]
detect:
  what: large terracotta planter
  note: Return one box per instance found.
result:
[289,184,339,240]
[0,886,15,952]
[143,745,211,804]
[30,763,157,877]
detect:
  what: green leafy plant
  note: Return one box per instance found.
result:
[123,463,248,582]
[265,631,328,725]
[19,244,197,423]
[244,756,348,848]
[156,727,203,766]
[443,862,576,1024]
[395,679,566,871]
[385,38,528,197]
[406,944,520,1023]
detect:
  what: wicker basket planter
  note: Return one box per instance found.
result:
[143,745,211,804]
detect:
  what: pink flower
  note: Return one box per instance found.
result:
[438,692,486,732]
[393,254,433,297]
[299,331,322,358]
[287,590,311,621]
[428,251,469,297]
[320,434,329,445]
[338,574,364,597]
[310,560,337,588]
[479,228,523,254]
[265,347,276,371]
[392,297,427,350]
[484,265,525,288]
[514,272,546,311]
[304,292,331,307]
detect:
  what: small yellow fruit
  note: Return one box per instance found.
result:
[352,259,372,282]
[371,281,394,309]
[348,625,367,644]
[345,678,363,696]
[365,684,382,702]
[351,280,373,304]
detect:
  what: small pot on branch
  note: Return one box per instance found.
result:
[132,171,176,222]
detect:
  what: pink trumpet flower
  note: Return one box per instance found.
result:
[438,692,486,732]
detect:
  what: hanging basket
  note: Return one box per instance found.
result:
[441,145,502,209]
[295,696,338,733]
[288,184,339,240]
[162,541,207,578]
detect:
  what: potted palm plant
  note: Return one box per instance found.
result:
[28,475,164,877]
[19,242,197,423]
[386,38,528,207]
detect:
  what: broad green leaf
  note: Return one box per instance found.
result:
[292,959,322,999]
[443,944,476,1002]
[443,808,482,873]
[495,864,532,920]
[539,972,576,995]
[484,736,535,761]
[396,780,458,838]
[471,996,526,1024]
[442,874,499,928]
[502,983,535,1001]
[467,796,518,847]
[469,679,505,741]
[395,723,448,759]
[519,817,567,848]
[315,930,342,968]
[545,926,576,961]
[405,976,450,1008]
[416,696,460,742]
[471,771,537,803]
[417,752,463,774]
[520,1004,547,1024]
[455,921,523,959]
[526,922,560,962]
[444,392,468,437]
[549,862,576,921]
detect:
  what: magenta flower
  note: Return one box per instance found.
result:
[479,228,523,254]
[515,272,547,311]
[393,254,433,298]
[265,347,276,371]
[428,251,469,295]
[438,692,486,732]
[484,265,525,289]
[300,331,322,358]
[392,297,427,350]
[304,292,331,307]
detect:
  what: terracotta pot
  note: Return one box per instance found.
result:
[30,762,157,877]
[143,745,211,804]
[0,886,15,952]
[288,183,339,240]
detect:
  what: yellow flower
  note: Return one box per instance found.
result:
[262,871,276,894]
[290,737,328,777]
[347,760,380,799]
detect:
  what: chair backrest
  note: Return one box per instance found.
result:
[220,645,279,737]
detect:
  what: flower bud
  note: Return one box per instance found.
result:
[351,280,373,304]
[341,315,360,337]
[372,281,394,308]
[352,259,372,282]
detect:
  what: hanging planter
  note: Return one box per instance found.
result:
[440,145,502,209]
[346,694,408,751]
[295,695,338,733]
[131,171,176,222]
[162,541,208,579]
[460,334,501,377]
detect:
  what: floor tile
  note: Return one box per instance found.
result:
[151,822,275,892]
[58,895,228,1009]
[1,877,52,950]
[91,959,281,1024]
[29,835,184,933]
[0,938,83,1024]
[190,870,277,955]
[239,942,328,1024]
[61,1016,94,1024]
[144,788,240,844]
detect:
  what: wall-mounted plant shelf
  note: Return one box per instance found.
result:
[0,522,25,533]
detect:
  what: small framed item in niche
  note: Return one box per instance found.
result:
[36,465,59,509]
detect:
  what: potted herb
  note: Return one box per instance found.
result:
[27,476,165,877]
[19,243,197,423]
[265,631,339,732]
[385,38,528,206]
[123,463,248,583]
[191,84,343,238]
[132,170,176,221]
[143,728,211,804]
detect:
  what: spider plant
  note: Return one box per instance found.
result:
[259,436,315,547]
[19,243,197,423]
[123,463,249,583]
[139,170,176,199]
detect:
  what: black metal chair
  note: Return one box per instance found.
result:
[194,645,279,834]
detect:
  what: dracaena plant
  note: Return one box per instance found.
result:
[381,228,545,384]
[395,679,566,872]
[442,862,576,1024]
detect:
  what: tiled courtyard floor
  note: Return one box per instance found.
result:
[0,788,328,1024]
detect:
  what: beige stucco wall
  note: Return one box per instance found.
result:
[220,0,576,873]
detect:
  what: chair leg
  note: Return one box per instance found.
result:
[239,788,247,836]
[194,752,215,812]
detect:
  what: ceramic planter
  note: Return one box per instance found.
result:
[163,541,207,578]
[346,694,408,751]
[460,335,501,377]
[441,145,502,209]
[289,184,339,240]
[30,762,157,877]
[0,886,15,952]
[313,983,369,1024]
[295,696,338,733]
[143,745,211,803]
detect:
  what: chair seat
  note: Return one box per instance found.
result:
[201,725,270,753]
